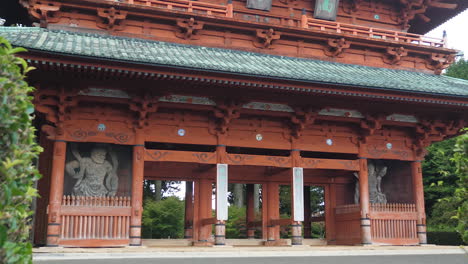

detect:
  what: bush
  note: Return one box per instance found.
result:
[427,232,465,246]
[226,206,247,238]
[0,37,42,263]
[141,197,185,239]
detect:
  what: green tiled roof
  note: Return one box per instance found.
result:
[1,27,468,98]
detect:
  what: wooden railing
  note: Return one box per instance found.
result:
[370,203,418,245]
[60,196,132,241]
[124,0,445,48]
[302,16,445,47]
[129,0,232,17]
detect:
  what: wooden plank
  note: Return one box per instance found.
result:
[61,206,131,216]
[59,239,129,247]
[370,212,418,220]
[302,158,359,171]
[226,154,291,167]
[145,149,217,164]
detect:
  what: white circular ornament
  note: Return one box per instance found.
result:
[386,142,393,149]
[326,139,333,146]
[178,128,186,136]
[256,134,263,141]
[97,123,106,131]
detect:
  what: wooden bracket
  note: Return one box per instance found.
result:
[211,99,242,135]
[97,7,127,31]
[398,0,457,30]
[384,46,408,65]
[129,94,159,129]
[34,87,77,135]
[20,0,61,27]
[176,17,204,40]
[426,53,455,75]
[360,115,383,143]
[290,107,317,139]
[325,38,351,57]
[254,28,281,49]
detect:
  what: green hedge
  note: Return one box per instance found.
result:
[427,232,465,246]
[0,37,42,264]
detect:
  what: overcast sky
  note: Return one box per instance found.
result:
[426,9,468,59]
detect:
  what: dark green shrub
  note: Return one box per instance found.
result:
[226,206,246,238]
[427,232,465,246]
[142,196,185,239]
[0,37,42,264]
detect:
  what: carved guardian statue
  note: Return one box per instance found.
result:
[66,144,119,197]
[354,160,387,204]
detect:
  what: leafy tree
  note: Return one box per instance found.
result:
[141,196,185,239]
[445,58,468,80]
[0,37,42,264]
[452,131,467,242]
[225,206,247,238]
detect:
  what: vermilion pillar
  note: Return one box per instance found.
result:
[46,140,66,247]
[359,158,372,245]
[130,144,145,246]
[184,181,194,239]
[197,178,213,243]
[303,186,311,238]
[266,182,280,243]
[246,184,256,239]
[411,161,427,244]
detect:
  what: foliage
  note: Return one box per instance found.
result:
[225,206,247,238]
[422,138,458,219]
[143,180,181,201]
[427,232,465,246]
[452,132,467,243]
[141,196,185,239]
[0,37,42,263]
[445,58,468,80]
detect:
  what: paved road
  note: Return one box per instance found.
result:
[35,254,467,264]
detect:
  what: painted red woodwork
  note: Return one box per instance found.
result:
[358,158,372,245]
[334,204,361,245]
[46,140,67,246]
[184,181,194,239]
[194,178,213,245]
[130,144,145,246]
[411,161,427,244]
[265,181,280,244]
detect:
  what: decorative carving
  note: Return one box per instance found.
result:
[360,115,383,143]
[247,0,272,11]
[254,28,281,49]
[105,132,131,144]
[397,0,457,30]
[129,94,159,129]
[176,17,204,40]
[146,150,170,161]
[211,99,242,134]
[192,153,216,163]
[266,156,290,167]
[325,38,350,57]
[20,0,61,27]
[354,160,387,204]
[426,53,455,75]
[66,144,119,197]
[97,7,127,31]
[290,107,317,139]
[227,154,254,165]
[384,46,408,65]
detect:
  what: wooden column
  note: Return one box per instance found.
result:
[184,181,194,239]
[411,161,427,244]
[246,184,256,239]
[303,186,311,238]
[214,221,226,245]
[290,150,303,245]
[197,178,213,244]
[266,181,280,243]
[325,184,337,244]
[261,183,269,241]
[359,158,372,245]
[46,139,66,247]
[130,143,145,246]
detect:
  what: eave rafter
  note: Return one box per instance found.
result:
[397,0,458,30]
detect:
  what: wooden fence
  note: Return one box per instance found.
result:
[370,203,418,245]
[59,196,132,246]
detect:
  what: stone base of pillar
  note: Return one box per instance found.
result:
[215,221,226,245]
[360,218,372,245]
[417,224,427,244]
[291,222,302,245]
